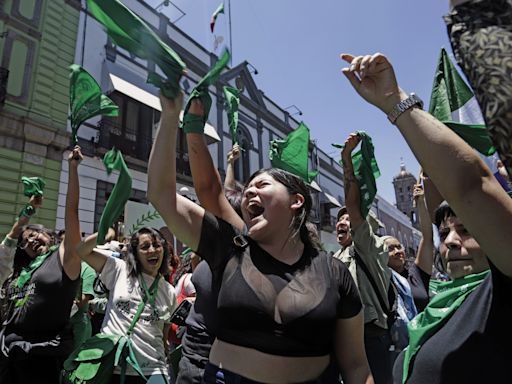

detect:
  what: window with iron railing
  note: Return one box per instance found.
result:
[99,91,191,176]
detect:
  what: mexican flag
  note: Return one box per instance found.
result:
[429,48,495,156]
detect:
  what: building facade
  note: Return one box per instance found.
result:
[0,0,80,235]
[0,0,420,255]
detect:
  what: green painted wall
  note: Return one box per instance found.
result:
[0,147,61,237]
[0,0,81,237]
[2,0,80,129]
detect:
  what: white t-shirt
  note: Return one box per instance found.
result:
[100,257,177,378]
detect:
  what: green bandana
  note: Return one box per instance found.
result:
[21,176,46,197]
[16,244,59,290]
[97,149,133,244]
[69,64,119,146]
[87,0,186,98]
[332,131,380,218]
[181,49,230,134]
[402,270,490,383]
[269,122,318,183]
[223,86,240,143]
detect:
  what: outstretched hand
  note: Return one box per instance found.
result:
[29,195,43,210]
[189,98,205,117]
[159,91,184,117]
[227,143,241,163]
[341,133,361,160]
[340,53,406,115]
[68,145,83,166]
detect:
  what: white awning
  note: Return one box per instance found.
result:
[109,74,220,143]
[309,180,322,192]
[322,192,342,208]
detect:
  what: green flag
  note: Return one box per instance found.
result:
[97,148,132,245]
[69,64,119,146]
[269,122,318,183]
[223,86,240,143]
[21,176,46,197]
[87,0,186,98]
[210,2,225,33]
[182,49,230,134]
[429,48,495,156]
[332,131,380,218]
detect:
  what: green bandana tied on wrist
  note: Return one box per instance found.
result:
[223,86,240,143]
[269,122,318,183]
[97,148,133,245]
[182,49,230,134]
[402,270,489,383]
[69,64,119,146]
[87,0,186,98]
[332,131,380,218]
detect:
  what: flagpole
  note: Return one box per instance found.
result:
[228,0,233,65]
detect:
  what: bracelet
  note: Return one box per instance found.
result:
[16,204,35,221]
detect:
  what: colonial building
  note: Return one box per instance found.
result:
[0,0,419,256]
[0,0,80,235]
[392,161,418,228]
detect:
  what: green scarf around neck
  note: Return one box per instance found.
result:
[16,244,59,289]
[402,270,490,383]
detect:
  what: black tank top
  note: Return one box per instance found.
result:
[3,250,79,338]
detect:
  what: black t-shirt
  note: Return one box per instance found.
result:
[186,260,218,334]
[393,262,512,383]
[403,264,430,313]
[196,212,362,357]
[2,250,79,338]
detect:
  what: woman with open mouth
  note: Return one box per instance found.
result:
[0,146,84,384]
[147,93,373,384]
[76,226,177,384]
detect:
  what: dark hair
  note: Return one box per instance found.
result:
[12,225,56,275]
[225,187,243,217]
[125,227,169,279]
[245,168,318,250]
[434,201,456,230]
[172,250,193,286]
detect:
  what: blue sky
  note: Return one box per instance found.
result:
[147,0,452,204]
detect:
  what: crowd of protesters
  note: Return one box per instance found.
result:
[1,0,512,383]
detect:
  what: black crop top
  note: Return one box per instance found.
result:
[197,212,362,357]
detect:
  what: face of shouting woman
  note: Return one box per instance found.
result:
[136,233,164,277]
[21,229,53,259]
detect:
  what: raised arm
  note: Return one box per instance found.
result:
[341,133,364,230]
[76,229,117,274]
[341,52,512,278]
[413,182,434,275]
[6,195,42,240]
[147,93,205,251]
[185,99,243,229]
[61,146,84,280]
[225,143,241,191]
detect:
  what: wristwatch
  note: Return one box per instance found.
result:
[387,93,423,124]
